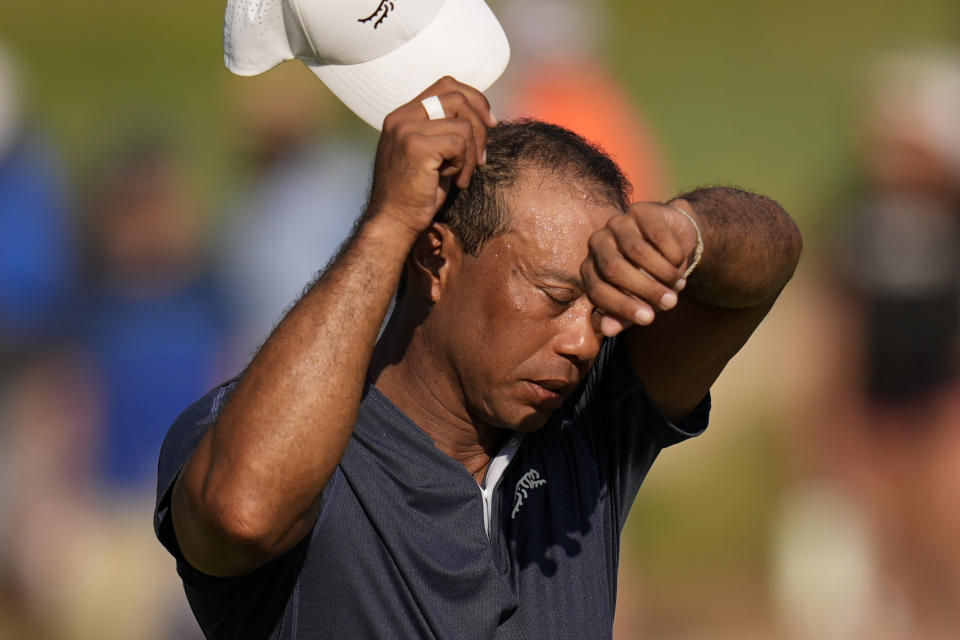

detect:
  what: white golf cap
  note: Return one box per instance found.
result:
[224,0,510,130]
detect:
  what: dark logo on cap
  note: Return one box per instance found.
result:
[358,1,395,29]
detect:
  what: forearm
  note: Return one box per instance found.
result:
[173,212,417,575]
[673,186,803,309]
[583,187,802,420]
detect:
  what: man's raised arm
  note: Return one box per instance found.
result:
[170,78,497,577]
[581,186,803,422]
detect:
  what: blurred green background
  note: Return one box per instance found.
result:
[2,0,959,637]
[6,0,959,228]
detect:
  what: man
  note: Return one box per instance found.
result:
[155,78,802,638]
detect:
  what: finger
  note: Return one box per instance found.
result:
[588,230,680,311]
[435,91,489,167]
[422,117,479,187]
[404,91,485,170]
[600,314,627,338]
[435,175,452,209]
[608,215,684,287]
[401,118,477,188]
[581,258,656,330]
[627,203,688,268]
[406,131,468,178]
[418,76,497,128]
[413,77,494,165]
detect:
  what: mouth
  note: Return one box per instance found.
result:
[524,379,576,408]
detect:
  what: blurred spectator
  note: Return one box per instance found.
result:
[1,138,227,639]
[774,51,960,640]
[0,346,101,639]
[0,41,80,638]
[216,63,373,366]
[77,138,232,490]
[0,43,77,356]
[844,52,960,401]
[493,0,669,201]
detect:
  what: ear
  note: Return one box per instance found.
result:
[407,223,463,303]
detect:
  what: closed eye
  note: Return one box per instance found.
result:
[540,287,578,307]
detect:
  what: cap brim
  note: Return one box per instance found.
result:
[307,0,509,130]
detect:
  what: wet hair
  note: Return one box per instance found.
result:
[434,118,631,255]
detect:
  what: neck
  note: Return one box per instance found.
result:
[369,304,507,483]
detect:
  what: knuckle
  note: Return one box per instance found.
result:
[588,228,612,251]
[586,241,600,258]
[403,133,428,154]
[625,204,647,223]
[643,218,668,240]
[394,119,417,138]
[632,201,658,216]
[582,280,610,306]
[452,117,473,137]
[594,253,621,281]
[382,110,402,131]
[620,233,647,260]
[444,91,468,110]
[609,214,631,231]
[657,237,684,263]
[645,225,679,254]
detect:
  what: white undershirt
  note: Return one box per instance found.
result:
[478,435,524,537]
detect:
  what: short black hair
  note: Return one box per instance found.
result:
[434,119,630,255]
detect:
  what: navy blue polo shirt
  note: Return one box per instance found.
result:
[154,337,710,639]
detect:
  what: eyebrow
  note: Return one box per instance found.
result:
[531,267,585,292]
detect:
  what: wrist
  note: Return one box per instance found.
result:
[667,199,704,278]
[360,205,427,249]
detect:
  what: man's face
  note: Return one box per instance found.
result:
[430,170,621,432]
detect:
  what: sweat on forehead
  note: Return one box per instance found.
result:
[434,119,630,255]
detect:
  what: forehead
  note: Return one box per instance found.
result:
[492,170,620,267]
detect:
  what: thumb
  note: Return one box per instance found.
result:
[435,175,453,210]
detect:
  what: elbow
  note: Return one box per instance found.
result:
[743,216,802,306]
[175,469,295,574]
[201,487,292,562]
[681,186,804,305]
[719,220,804,308]
[742,198,804,302]
[172,436,315,575]
[173,475,308,577]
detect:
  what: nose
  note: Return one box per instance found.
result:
[552,300,603,365]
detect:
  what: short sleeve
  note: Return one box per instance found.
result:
[153,380,308,639]
[154,380,238,546]
[569,337,710,530]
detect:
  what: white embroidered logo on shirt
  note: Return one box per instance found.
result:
[511,469,547,519]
